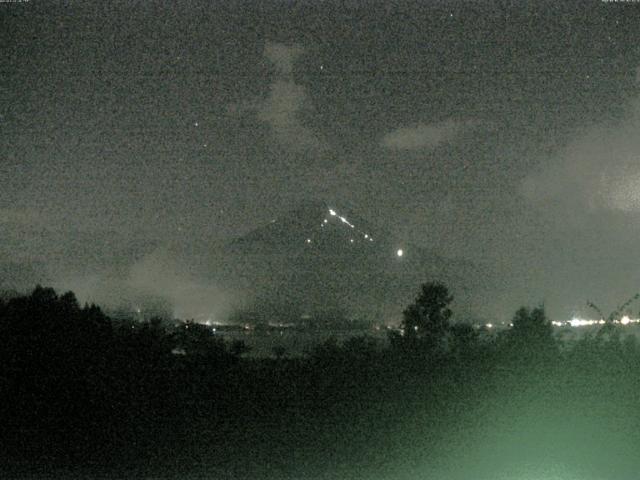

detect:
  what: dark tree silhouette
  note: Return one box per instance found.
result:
[510,306,553,340]
[449,322,480,359]
[401,282,453,350]
[504,305,557,364]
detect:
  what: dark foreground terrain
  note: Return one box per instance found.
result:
[2,286,640,479]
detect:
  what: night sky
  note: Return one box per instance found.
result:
[3,0,640,321]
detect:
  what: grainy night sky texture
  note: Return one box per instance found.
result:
[2,0,640,320]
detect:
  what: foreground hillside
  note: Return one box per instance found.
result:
[2,286,640,479]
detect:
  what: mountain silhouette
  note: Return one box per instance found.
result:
[227,199,386,257]
[217,200,486,325]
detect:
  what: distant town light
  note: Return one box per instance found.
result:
[569,317,589,327]
[306,238,312,244]
[396,249,404,257]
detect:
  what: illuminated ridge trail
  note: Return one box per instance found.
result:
[324,207,375,244]
[228,200,396,257]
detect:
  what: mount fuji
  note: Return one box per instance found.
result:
[213,200,488,326]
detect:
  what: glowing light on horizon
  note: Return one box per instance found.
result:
[569,317,594,327]
[563,316,639,327]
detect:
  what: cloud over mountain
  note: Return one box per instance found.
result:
[257,42,323,151]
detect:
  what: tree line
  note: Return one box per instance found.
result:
[1,283,640,479]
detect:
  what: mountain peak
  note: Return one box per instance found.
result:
[228,200,381,255]
[218,199,485,325]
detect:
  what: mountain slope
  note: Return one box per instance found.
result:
[218,200,487,325]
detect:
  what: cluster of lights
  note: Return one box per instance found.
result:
[303,207,406,259]
[479,316,640,331]
[481,317,640,330]
[558,315,640,328]
[557,319,605,328]
[314,208,375,244]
